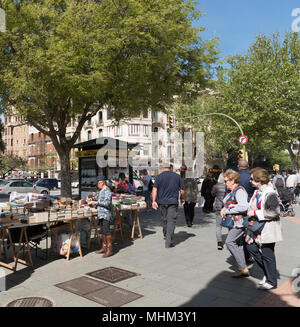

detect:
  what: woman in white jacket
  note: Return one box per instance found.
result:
[245,168,283,290]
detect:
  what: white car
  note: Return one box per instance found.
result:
[0,180,49,195]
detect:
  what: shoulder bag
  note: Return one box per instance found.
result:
[243,216,265,233]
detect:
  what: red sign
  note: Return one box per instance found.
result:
[238,135,248,145]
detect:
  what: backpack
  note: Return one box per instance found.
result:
[275,176,284,188]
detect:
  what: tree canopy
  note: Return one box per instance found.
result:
[175,31,300,170]
[0,0,219,195]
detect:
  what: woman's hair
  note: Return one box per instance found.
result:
[251,168,269,185]
[224,169,240,184]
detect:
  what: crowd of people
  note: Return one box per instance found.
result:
[151,160,290,291]
[88,161,299,290]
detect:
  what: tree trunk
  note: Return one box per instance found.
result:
[286,143,298,171]
[59,150,72,197]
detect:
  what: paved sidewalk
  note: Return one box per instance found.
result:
[0,204,300,307]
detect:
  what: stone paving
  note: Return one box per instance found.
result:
[0,203,299,307]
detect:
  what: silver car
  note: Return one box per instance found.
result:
[0,180,49,195]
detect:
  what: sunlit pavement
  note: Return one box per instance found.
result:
[0,203,299,307]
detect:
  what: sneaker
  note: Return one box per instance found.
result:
[258,276,267,285]
[257,282,277,290]
[217,242,223,250]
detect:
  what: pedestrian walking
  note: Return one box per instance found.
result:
[220,169,249,277]
[295,168,300,204]
[201,174,215,213]
[237,160,256,201]
[272,170,285,193]
[237,159,256,264]
[245,168,283,290]
[285,170,297,203]
[152,163,185,248]
[141,169,153,209]
[88,175,113,258]
[211,172,226,250]
[180,165,199,227]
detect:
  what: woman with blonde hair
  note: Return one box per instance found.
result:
[220,169,249,277]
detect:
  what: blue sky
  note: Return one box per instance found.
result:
[194,0,300,59]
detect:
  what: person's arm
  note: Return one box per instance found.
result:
[180,188,185,205]
[152,187,158,210]
[223,189,248,215]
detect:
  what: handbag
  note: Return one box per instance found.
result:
[243,216,266,233]
[220,214,235,229]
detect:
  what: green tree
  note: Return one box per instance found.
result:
[0,0,218,196]
[0,153,28,178]
[215,32,300,169]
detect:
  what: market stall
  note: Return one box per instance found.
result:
[0,191,147,272]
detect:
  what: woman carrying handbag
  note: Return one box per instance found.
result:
[220,170,249,278]
[245,168,283,290]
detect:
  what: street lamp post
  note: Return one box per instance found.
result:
[181,112,247,160]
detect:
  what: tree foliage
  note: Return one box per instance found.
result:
[0,0,218,195]
[0,153,28,178]
[175,32,300,170]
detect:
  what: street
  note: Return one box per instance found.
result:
[0,204,299,307]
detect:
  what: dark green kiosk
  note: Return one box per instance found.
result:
[73,137,137,199]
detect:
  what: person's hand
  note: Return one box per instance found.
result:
[152,201,158,210]
[228,204,237,209]
[220,209,226,218]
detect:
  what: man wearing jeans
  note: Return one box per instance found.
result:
[152,163,185,248]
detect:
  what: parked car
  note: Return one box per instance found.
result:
[0,180,49,195]
[34,178,58,190]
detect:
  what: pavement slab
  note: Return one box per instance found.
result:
[0,205,300,307]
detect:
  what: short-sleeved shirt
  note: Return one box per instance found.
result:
[153,171,184,205]
[142,174,151,192]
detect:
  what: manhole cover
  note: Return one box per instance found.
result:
[6,297,53,307]
[82,285,143,307]
[55,276,109,296]
[86,267,140,283]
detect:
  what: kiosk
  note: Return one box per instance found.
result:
[73,137,137,199]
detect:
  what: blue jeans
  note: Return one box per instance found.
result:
[246,242,277,286]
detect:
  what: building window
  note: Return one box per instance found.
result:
[152,111,158,122]
[143,125,149,136]
[98,129,103,138]
[87,118,92,126]
[98,111,103,123]
[107,109,112,120]
[129,124,140,136]
[143,110,148,119]
[114,126,123,137]
[108,126,114,137]
[87,130,92,140]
